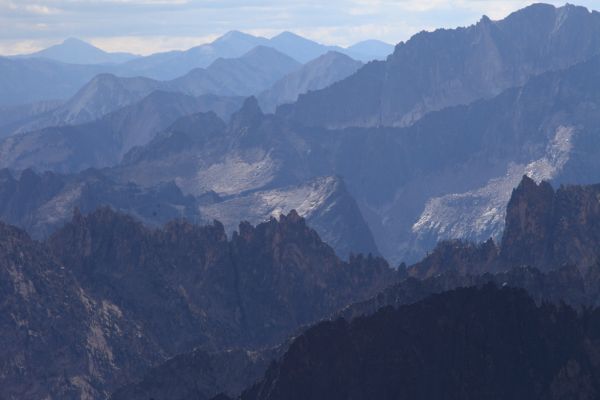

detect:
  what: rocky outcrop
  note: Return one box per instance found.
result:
[408,176,600,278]
[500,176,600,271]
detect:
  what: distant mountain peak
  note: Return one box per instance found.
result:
[479,14,492,23]
[272,31,311,41]
[22,36,138,64]
[279,209,303,224]
[62,37,93,46]
[215,30,261,43]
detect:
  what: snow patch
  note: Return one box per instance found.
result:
[191,152,279,196]
[200,176,340,233]
[412,126,574,242]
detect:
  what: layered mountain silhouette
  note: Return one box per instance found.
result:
[119,31,390,80]
[8,23,600,266]
[2,46,298,136]
[169,46,301,97]
[0,168,201,239]
[6,3,600,265]
[114,261,600,400]
[0,208,398,399]
[111,99,382,257]
[0,91,243,172]
[5,5,600,399]
[0,32,389,109]
[93,46,600,265]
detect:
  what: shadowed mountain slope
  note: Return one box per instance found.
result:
[236,285,600,400]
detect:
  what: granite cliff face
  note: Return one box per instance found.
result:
[501,175,600,271]
[236,285,600,400]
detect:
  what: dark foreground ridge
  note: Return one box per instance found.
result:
[232,285,600,400]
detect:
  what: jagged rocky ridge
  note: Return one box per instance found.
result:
[8,4,600,265]
[0,45,297,138]
[0,91,243,173]
[0,31,386,107]
[0,208,398,399]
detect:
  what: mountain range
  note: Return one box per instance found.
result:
[117,31,391,80]
[6,3,600,266]
[0,49,362,139]
[6,3,600,398]
[0,31,391,108]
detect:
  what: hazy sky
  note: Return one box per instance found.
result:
[0,0,598,55]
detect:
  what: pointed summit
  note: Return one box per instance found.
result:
[23,37,138,64]
[229,97,264,132]
[211,31,268,53]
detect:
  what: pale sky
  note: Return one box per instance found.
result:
[0,0,598,55]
